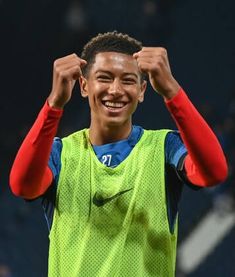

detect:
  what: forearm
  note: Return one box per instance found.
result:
[165,88,228,187]
[9,101,63,199]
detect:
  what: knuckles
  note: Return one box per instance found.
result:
[53,62,82,80]
[158,47,167,56]
[58,70,67,79]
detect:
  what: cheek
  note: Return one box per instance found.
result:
[90,83,109,97]
[87,87,105,108]
[131,88,144,101]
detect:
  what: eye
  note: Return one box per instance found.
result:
[122,78,136,85]
[97,75,112,82]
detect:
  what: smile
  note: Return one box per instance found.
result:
[102,101,127,109]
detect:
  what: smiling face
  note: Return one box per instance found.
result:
[80,52,147,133]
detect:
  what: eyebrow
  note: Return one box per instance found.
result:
[95,70,139,79]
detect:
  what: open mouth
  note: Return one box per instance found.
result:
[102,101,127,110]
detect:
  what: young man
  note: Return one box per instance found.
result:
[10,32,227,276]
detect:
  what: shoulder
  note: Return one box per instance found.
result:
[62,129,88,143]
[141,128,183,144]
[142,128,173,140]
[165,131,183,146]
[142,129,179,146]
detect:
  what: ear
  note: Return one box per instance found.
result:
[79,76,88,98]
[138,80,147,103]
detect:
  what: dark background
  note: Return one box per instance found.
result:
[0,0,234,276]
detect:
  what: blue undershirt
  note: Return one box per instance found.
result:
[43,126,188,234]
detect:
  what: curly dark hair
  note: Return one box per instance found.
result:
[81,31,145,81]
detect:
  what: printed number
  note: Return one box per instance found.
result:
[101,154,112,166]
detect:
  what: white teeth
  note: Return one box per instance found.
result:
[104,101,125,108]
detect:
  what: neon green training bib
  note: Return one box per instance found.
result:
[48,129,178,276]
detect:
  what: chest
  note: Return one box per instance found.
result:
[57,140,167,236]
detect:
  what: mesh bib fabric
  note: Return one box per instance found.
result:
[48,129,178,277]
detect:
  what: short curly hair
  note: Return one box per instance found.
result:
[81,31,145,81]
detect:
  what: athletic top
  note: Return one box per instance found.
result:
[42,125,190,234]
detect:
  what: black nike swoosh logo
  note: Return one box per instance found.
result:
[93,188,133,207]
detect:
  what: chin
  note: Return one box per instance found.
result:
[104,117,130,128]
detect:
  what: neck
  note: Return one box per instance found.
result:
[89,121,132,145]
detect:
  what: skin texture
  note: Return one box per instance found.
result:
[48,48,180,144]
[80,52,147,145]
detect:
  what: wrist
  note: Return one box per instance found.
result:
[162,80,181,101]
[47,94,65,110]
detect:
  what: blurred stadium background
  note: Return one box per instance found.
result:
[0,0,234,276]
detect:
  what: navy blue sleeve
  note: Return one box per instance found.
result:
[165,131,201,187]
[165,131,187,170]
[42,137,62,231]
[164,131,201,234]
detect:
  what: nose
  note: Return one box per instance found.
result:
[108,79,124,96]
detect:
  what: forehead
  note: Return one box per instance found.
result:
[90,52,139,74]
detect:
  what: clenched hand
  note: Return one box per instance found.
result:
[48,53,87,109]
[133,47,180,100]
